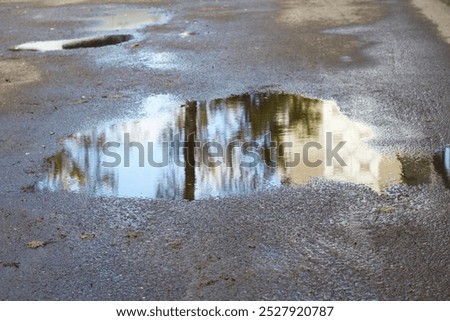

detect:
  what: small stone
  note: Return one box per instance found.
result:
[26,240,46,249]
[21,185,35,193]
[167,240,182,250]
[127,230,139,239]
[80,233,96,240]
[377,206,395,213]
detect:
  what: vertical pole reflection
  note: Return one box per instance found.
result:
[184,101,197,200]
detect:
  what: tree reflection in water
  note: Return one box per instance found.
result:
[38,93,404,199]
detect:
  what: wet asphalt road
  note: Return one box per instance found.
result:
[0,0,449,300]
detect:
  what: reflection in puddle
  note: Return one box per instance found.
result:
[38,93,405,199]
[179,31,198,38]
[398,155,432,186]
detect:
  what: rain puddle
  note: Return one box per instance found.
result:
[10,7,168,51]
[37,93,409,200]
[10,34,133,52]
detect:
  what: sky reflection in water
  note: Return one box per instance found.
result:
[38,93,405,199]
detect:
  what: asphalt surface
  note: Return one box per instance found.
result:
[0,0,449,300]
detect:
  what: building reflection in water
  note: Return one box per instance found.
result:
[38,93,404,199]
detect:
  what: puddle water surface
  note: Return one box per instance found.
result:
[37,93,409,199]
[11,7,169,51]
[11,35,133,51]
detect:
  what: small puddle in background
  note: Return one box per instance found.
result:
[10,34,133,51]
[10,7,169,51]
[37,93,411,200]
